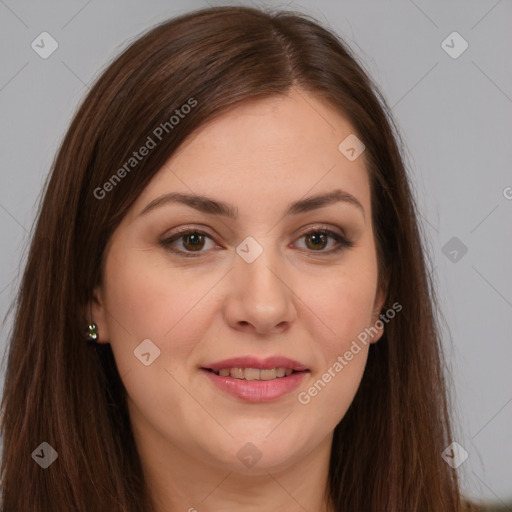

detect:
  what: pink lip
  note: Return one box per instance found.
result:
[201,368,309,402]
[202,356,309,372]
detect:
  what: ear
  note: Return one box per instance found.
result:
[369,278,389,344]
[87,286,111,344]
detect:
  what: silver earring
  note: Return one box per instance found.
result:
[86,322,99,343]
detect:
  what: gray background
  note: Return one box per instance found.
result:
[1,0,511,505]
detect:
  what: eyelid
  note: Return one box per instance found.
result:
[294,223,346,239]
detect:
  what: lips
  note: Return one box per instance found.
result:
[200,356,310,402]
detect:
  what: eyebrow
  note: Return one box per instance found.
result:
[138,188,365,220]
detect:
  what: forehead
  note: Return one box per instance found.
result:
[129,89,371,220]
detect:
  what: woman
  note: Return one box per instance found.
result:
[0,5,479,511]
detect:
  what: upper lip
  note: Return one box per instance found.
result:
[202,356,309,372]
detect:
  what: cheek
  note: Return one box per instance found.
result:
[303,263,378,354]
[295,274,375,428]
[101,251,217,438]
[102,249,220,369]
[299,344,368,420]
[291,261,377,426]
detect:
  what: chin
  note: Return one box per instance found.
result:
[198,429,312,474]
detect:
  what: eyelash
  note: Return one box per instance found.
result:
[159,226,355,258]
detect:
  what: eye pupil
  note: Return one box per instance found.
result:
[306,232,327,250]
[183,233,204,251]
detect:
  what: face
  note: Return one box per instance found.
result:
[91,88,387,475]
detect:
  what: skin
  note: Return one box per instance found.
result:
[91,87,387,512]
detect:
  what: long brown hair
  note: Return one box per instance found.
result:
[1,5,472,511]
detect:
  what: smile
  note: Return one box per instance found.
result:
[208,367,296,380]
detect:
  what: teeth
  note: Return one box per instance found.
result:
[213,367,296,380]
[259,369,276,380]
[276,367,286,378]
[230,367,244,379]
[244,368,261,381]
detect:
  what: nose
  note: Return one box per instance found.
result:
[222,243,297,335]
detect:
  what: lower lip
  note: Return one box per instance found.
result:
[201,369,309,402]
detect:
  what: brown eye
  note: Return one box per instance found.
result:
[304,232,329,251]
[295,228,354,254]
[160,227,354,258]
[160,230,216,257]
[181,232,206,251]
